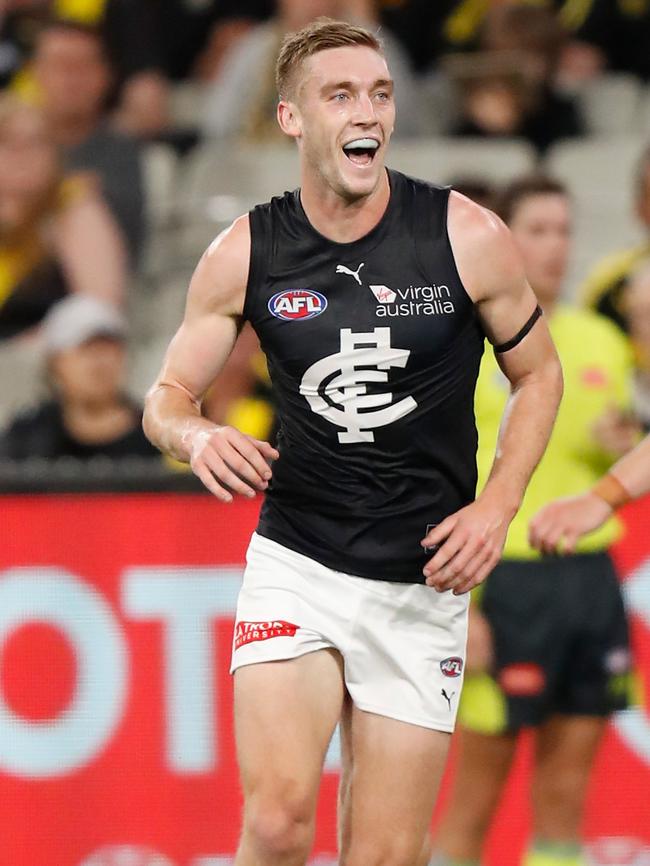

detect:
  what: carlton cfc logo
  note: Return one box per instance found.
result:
[268,289,328,321]
[440,657,464,678]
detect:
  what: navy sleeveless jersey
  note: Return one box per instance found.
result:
[243,169,485,583]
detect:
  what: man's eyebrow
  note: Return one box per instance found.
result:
[320,78,394,94]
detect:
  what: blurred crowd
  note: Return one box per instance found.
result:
[2,0,650,466]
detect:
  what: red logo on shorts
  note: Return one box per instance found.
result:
[440,657,464,677]
[499,663,546,696]
[234,620,299,650]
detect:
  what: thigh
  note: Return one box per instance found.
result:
[341,705,451,866]
[234,648,345,807]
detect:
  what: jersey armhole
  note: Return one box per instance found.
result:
[242,205,270,324]
[440,187,479,311]
[413,184,484,331]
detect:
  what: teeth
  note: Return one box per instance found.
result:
[343,138,379,151]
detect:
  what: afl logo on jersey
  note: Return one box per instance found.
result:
[440,657,464,678]
[268,289,328,321]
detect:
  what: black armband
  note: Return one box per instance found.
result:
[494,304,543,353]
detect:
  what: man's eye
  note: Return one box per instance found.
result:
[375,92,390,101]
[333,93,348,101]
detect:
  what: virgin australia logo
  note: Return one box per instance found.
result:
[370,284,456,317]
[299,327,417,444]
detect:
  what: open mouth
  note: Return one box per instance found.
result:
[342,138,379,167]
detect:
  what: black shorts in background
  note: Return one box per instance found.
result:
[475,552,631,732]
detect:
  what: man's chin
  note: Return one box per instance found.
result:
[337,161,384,201]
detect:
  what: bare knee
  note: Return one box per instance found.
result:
[243,794,314,860]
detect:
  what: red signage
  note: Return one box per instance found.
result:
[0,494,648,866]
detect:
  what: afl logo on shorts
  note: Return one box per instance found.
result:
[440,657,463,678]
[268,289,328,321]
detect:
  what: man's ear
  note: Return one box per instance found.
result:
[277,99,301,139]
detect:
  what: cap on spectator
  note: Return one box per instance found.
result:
[43,295,127,356]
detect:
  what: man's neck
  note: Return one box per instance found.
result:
[299,169,391,244]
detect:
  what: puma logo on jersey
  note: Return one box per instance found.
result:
[336,262,365,285]
[300,327,417,443]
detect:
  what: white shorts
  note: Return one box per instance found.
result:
[230,533,469,732]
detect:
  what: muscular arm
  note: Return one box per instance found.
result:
[529,432,650,553]
[143,215,278,501]
[421,192,563,593]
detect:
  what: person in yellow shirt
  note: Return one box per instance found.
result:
[432,176,637,866]
[530,433,650,553]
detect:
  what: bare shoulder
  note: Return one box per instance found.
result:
[447,190,525,304]
[185,213,251,319]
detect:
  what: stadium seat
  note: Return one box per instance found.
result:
[544,136,645,293]
[386,137,537,186]
[0,339,46,430]
[578,73,642,136]
[169,81,207,129]
[141,143,179,230]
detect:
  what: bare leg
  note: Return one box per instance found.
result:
[433,726,518,863]
[532,714,606,842]
[234,649,345,866]
[339,704,451,866]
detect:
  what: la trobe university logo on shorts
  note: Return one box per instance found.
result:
[268,289,328,321]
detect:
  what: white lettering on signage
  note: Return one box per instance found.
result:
[0,569,127,777]
[0,567,342,779]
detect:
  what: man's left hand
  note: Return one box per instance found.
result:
[420,495,512,594]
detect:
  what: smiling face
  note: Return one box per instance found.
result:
[278,45,395,202]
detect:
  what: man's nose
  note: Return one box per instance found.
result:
[352,93,378,124]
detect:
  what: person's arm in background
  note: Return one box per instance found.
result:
[54,181,128,308]
[421,192,563,594]
[142,215,278,501]
[529,434,650,554]
[530,317,638,554]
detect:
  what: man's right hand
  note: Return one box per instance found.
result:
[528,492,612,555]
[188,425,279,502]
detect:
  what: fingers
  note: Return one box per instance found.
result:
[421,516,457,553]
[425,534,482,590]
[190,426,278,500]
[444,544,496,595]
[192,461,233,503]
[248,436,280,461]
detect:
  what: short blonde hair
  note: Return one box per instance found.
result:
[276,17,383,101]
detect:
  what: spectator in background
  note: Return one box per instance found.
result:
[0,95,125,340]
[200,0,422,142]
[156,0,273,83]
[580,145,650,332]
[621,259,650,430]
[432,176,636,866]
[0,294,158,460]
[450,6,583,154]
[31,18,145,263]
